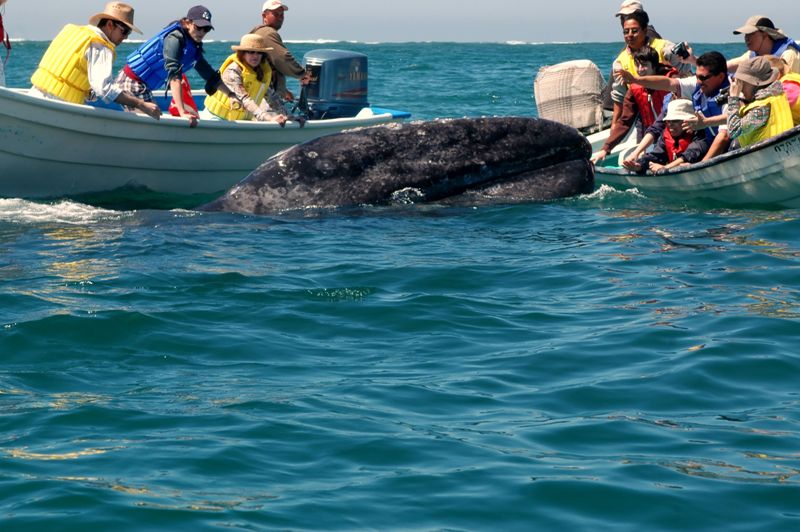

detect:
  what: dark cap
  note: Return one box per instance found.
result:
[186,5,214,29]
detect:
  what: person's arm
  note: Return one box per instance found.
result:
[727,83,772,140]
[675,135,709,165]
[592,92,638,163]
[622,132,656,170]
[85,42,122,103]
[616,70,680,93]
[702,129,730,161]
[114,91,161,120]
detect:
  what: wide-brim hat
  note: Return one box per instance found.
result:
[89,2,142,34]
[733,15,787,40]
[231,34,274,53]
[663,99,696,122]
[616,0,643,16]
[736,56,780,87]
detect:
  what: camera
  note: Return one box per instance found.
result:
[714,87,729,106]
[671,41,690,59]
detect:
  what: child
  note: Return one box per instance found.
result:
[624,98,709,174]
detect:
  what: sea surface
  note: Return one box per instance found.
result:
[2,41,800,531]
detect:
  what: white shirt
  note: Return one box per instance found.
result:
[85,25,121,103]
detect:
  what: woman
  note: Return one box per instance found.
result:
[203,33,288,125]
[592,46,676,164]
[727,56,793,148]
[114,5,233,127]
[0,0,10,86]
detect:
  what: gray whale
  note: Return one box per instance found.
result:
[200,117,594,214]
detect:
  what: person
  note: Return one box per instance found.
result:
[727,56,793,149]
[250,0,311,103]
[618,51,732,162]
[623,98,709,174]
[615,1,660,40]
[610,9,688,126]
[115,5,234,127]
[203,33,289,125]
[764,55,800,125]
[730,16,800,75]
[591,46,676,164]
[0,0,10,86]
[29,2,160,120]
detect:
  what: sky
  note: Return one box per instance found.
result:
[2,0,799,44]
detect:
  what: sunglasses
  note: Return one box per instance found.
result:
[622,28,641,35]
[696,73,719,81]
[193,24,212,33]
[114,21,132,37]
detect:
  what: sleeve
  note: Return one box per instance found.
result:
[220,64,262,117]
[679,134,710,163]
[85,42,122,103]
[644,94,669,138]
[781,49,800,75]
[261,29,305,78]
[727,97,771,140]
[193,52,218,82]
[603,91,638,151]
[638,138,667,172]
[678,77,697,99]
[162,32,185,83]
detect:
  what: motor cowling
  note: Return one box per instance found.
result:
[302,49,369,119]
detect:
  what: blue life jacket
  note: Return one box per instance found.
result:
[692,76,731,144]
[749,37,800,58]
[127,22,199,90]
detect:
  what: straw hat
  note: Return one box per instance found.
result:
[88,2,142,34]
[736,56,780,87]
[231,34,274,53]
[663,99,696,122]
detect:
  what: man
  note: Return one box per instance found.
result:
[615,0,660,40]
[251,0,310,102]
[30,2,161,120]
[618,51,732,161]
[730,15,800,75]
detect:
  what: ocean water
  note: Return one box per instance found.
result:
[2,41,800,530]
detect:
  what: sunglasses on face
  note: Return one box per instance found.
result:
[622,28,641,35]
[193,24,212,33]
[114,22,132,37]
[696,73,718,81]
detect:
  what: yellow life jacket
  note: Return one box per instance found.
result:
[781,72,800,125]
[204,54,273,121]
[31,24,115,104]
[615,38,669,78]
[738,93,794,148]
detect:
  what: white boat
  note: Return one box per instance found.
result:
[0,86,410,203]
[594,125,800,208]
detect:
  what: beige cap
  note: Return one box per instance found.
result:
[664,99,696,122]
[616,0,643,16]
[736,56,780,87]
[89,2,142,34]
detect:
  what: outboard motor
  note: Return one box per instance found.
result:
[302,49,369,119]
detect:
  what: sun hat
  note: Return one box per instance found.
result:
[262,0,289,12]
[231,34,274,53]
[735,56,780,87]
[616,0,643,16]
[186,5,214,29]
[663,99,697,122]
[733,15,787,40]
[88,2,141,34]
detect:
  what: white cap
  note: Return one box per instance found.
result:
[262,0,288,12]
[616,0,643,16]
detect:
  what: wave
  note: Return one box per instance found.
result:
[0,199,131,225]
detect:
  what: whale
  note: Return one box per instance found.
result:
[199,117,594,214]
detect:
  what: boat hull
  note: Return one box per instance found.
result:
[0,87,409,200]
[595,125,800,208]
